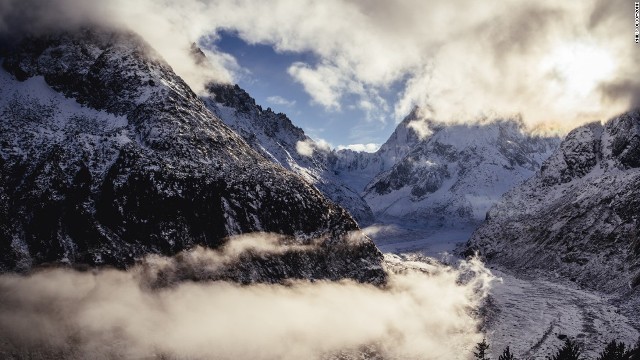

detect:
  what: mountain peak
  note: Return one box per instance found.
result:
[363,117,560,225]
[0,27,385,283]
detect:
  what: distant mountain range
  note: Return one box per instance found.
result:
[359,116,559,227]
[205,80,560,230]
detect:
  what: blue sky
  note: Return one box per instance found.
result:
[209,31,403,151]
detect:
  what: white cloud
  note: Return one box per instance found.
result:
[266,95,296,107]
[5,0,633,131]
[295,138,316,156]
[288,62,343,110]
[337,143,380,153]
[358,224,399,237]
[407,116,435,140]
[200,0,635,131]
[0,238,496,359]
[296,137,332,156]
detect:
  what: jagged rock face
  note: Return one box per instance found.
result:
[362,118,559,226]
[331,109,422,193]
[466,110,640,293]
[0,28,385,283]
[203,83,375,224]
[539,122,603,186]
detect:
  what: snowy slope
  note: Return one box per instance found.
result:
[0,28,385,283]
[203,83,375,224]
[363,118,559,227]
[200,86,559,238]
[466,110,640,295]
[484,266,639,359]
[331,108,422,193]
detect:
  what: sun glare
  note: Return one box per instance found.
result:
[541,42,616,98]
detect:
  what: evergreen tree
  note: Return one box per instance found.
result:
[596,340,632,360]
[547,338,582,360]
[498,346,517,360]
[629,338,640,360]
[475,338,490,360]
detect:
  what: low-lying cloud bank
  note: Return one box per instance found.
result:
[0,234,495,360]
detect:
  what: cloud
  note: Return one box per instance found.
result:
[288,62,343,110]
[296,137,332,156]
[0,0,108,37]
[266,95,296,107]
[3,0,635,131]
[337,143,380,153]
[0,0,237,92]
[0,234,496,359]
[407,116,435,140]
[296,138,316,156]
[202,0,637,131]
[352,224,401,240]
[599,79,640,109]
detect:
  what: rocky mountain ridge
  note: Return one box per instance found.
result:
[0,27,385,283]
[330,108,423,194]
[205,78,561,233]
[466,110,640,294]
[203,83,375,223]
[360,116,560,226]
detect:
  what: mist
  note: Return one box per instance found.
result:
[0,233,495,360]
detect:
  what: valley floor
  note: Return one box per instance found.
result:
[365,221,476,259]
[485,267,638,359]
[370,223,640,359]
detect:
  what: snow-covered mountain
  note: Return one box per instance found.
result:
[360,117,559,227]
[202,83,374,223]
[330,108,423,193]
[0,28,384,283]
[201,85,436,227]
[466,110,640,294]
[199,74,560,236]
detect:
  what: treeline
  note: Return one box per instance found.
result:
[473,337,640,360]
